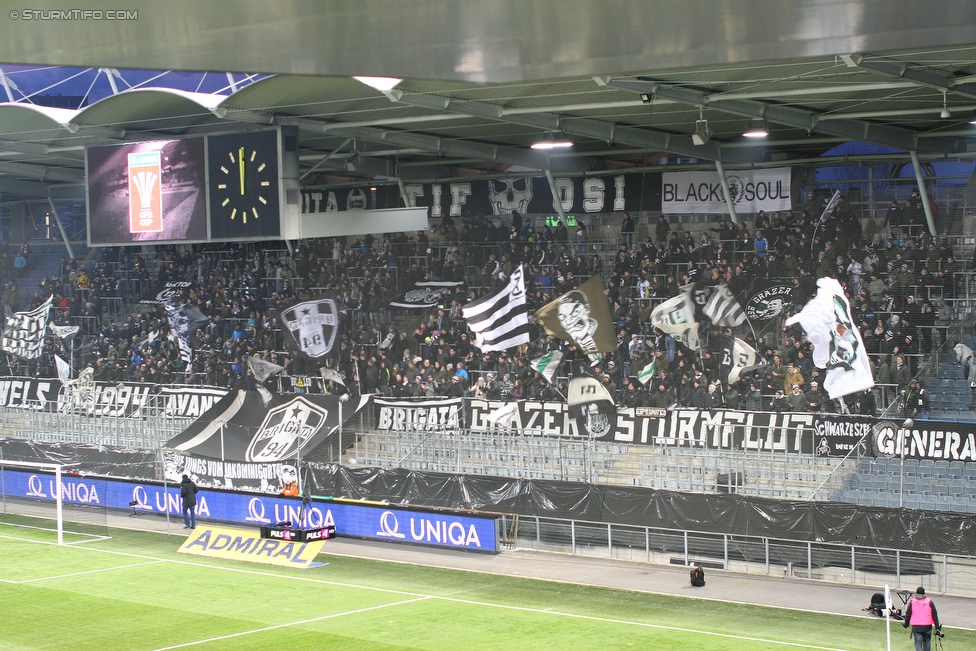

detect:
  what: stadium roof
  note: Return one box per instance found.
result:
[1,1,976,201]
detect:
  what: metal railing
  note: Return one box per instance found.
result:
[503,513,976,595]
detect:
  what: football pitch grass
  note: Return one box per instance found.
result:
[0,518,967,651]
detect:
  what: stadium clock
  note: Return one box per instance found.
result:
[207,130,281,240]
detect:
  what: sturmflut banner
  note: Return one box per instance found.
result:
[662,167,792,214]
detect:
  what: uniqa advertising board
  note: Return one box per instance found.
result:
[3,470,498,553]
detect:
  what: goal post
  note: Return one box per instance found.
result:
[0,460,108,545]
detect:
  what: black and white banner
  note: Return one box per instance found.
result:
[0,377,61,409]
[0,377,228,418]
[140,280,194,305]
[389,281,464,310]
[870,418,976,462]
[662,167,792,214]
[743,281,794,321]
[374,397,463,431]
[1,296,52,359]
[163,391,369,489]
[280,295,340,359]
[159,386,230,419]
[301,172,664,217]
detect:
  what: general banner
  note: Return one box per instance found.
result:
[662,167,792,214]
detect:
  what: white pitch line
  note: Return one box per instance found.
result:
[0,531,961,649]
[149,597,432,651]
[15,560,163,584]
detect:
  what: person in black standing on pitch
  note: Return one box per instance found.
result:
[903,586,942,651]
[180,474,199,529]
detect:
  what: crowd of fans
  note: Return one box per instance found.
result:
[0,189,963,419]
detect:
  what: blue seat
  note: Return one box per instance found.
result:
[949,461,965,479]
[951,497,970,512]
[920,499,937,511]
[874,498,889,508]
[829,490,845,502]
[935,497,952,511]
[964,466,976,481]
[932,484,949,497]
[948,480,967,497]
[902,482,919,495]
[903,499,921,510]
[857,459,874,474]
[843,493,859,505]
[843,473,858,490]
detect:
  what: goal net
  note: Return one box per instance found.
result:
[0,460,110,544]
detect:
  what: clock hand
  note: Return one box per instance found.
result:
[239,146,245,195]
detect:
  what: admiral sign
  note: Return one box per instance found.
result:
[280,296,339,359]
[662,167,792,214]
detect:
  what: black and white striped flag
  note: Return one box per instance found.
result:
[461,265,530,352]
[819,189,842,223]
[702,283,745,328]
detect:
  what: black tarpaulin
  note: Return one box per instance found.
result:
[306,464,976,556]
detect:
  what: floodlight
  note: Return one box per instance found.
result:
[743,121,768,138]
[353,76,402,92]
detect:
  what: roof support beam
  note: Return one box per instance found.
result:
[383,89,758,163]
[848,54,976,101]
[284,117,590,172]
[603,77,948,154]
[0,162,83,183]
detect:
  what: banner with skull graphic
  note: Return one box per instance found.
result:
[534,275,616,355]
[300,172,664,219]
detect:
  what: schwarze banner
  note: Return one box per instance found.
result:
[662,167,792,214]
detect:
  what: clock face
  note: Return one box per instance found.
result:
[208,130,281,240]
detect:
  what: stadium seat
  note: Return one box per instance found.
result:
[873,480,889,492]
[829,490,844,502]
[951,497,970,513]
[902,482,919,495]
[948,461,965,479]
[920,499,937,511]
[857,496,875,507]
[932,461,949,479]
[903,499,920,510]
[964,465,976,481]
[843,473,858,490]
[856,459,874,474]
[948,480,967,497]
[874,498,889,508]
[935,496,952,511]
[843,492,859,505]
[932,484,950,497]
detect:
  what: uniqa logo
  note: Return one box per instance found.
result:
[27,474,46,497]
[245,497,271,523]
[376,510,406,539]
[131,486,153,510]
